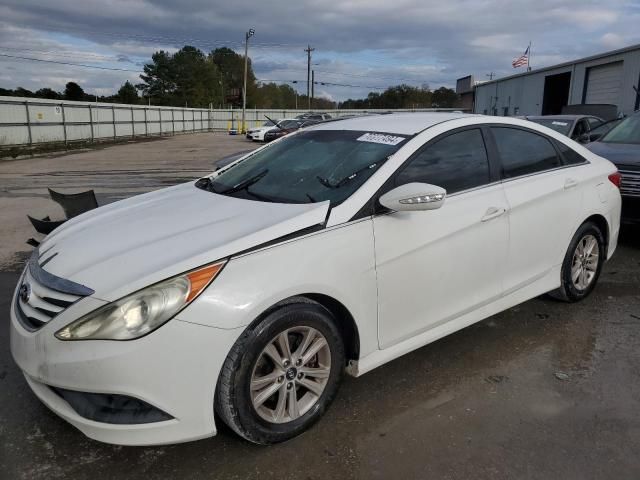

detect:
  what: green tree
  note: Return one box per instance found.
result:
[14,87,34,98]
[137,50,175,104]
[35,88,61,99]
[64,82,85,101]
[137,46,223,107]
[210,47,257,107]
[431,87,459,107]
[116,81,139,104]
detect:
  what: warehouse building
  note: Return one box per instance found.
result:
[473,43,640,117]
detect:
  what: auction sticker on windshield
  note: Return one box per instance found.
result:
[552,121,569,126]
[357,132,406,145]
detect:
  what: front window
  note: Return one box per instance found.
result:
[202,130,407,205]
[528,118,572,136]
[600,114,640,144]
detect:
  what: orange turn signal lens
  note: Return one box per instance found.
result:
[186,262,225,302]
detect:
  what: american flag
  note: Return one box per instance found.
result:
[512,46,530,68]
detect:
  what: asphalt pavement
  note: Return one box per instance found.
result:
[1,134,639,479]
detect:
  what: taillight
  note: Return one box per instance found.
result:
[608,171,621,189]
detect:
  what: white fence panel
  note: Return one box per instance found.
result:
[0,95,466,147]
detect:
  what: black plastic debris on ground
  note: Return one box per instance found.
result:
[26,189,99,244]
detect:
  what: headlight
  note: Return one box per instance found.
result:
[55,261,225,341]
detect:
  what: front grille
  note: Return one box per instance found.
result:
[620,169,640,197]
[15,251,94,332]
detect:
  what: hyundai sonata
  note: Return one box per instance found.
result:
[10,113,621,446]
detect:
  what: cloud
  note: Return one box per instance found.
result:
[600,32,626,49]
[0,0,639,100]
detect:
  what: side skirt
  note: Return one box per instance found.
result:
[346,265,561,377]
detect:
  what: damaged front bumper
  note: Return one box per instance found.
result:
[10,291,243,446]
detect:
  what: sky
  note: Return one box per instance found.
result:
[0,0,639,102]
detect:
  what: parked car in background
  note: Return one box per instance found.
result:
[586,111,640,223]
[296,112,332,121]
[587,118,623,142]
[246,119,279,142]
[263,119,304,142]
[10,113,620,446]
[525,115,603,143]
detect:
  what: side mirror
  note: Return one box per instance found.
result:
[577,133,590,144]
[379,183,446,212]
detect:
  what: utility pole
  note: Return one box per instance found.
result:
[305,45,315,110]
[486,72,495,80]
[242,28,255,134]
[311,70,315,110]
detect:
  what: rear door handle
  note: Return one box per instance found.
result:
[481,207,507,222]
[564,178,578,189]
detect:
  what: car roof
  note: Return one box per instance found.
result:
[525,115,591,121]
[310,112,473,135]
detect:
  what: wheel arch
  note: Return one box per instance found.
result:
[248,293,361,364]
[582,213,610,255]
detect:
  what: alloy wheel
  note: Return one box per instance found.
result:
[571,234,599,290]
[250,326,331,424]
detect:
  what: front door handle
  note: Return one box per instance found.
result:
[564,178,578,189]
[481,207,507,222]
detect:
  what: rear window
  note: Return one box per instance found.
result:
[529,118,572,136]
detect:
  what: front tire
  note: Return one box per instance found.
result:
[215,301,345,444]
[553,221,605,302]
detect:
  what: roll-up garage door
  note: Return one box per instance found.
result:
[584,61,623,105]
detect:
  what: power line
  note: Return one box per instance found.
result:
[0,53,141,72]
[258,78,387,90]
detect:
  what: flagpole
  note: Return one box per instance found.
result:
[527,41,532,71]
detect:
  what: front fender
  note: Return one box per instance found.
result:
[176,218,379,359]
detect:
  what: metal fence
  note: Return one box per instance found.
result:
[0,96,466,147]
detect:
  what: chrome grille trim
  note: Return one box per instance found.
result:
[28,251,94,297]
[15,251,94,332]
[619,169,640,198]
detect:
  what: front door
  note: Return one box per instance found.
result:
[373,128,509,349]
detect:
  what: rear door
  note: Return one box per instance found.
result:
[374,127,509,348]
[489,126,583,293]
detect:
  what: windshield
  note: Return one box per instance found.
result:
[600,115,640,144]
[204,130,407,205]
[262,120,277,126]
[277,120,300,129]
[529,118,573,136]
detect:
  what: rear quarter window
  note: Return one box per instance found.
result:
[557,142,589,166]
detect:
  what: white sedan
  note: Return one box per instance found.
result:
[10,113,621,446]
[247,119,299,142]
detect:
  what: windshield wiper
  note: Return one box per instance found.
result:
[316,159,387,189]
[218,169,269,194]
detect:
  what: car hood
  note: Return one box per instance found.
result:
[586,141,640,168]
[37,182,329,301]
[251,126,274,134]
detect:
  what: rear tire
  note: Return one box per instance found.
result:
[215,301,345,444]
[551,221,605,302]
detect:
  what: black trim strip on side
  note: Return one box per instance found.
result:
[231,223,326,258]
